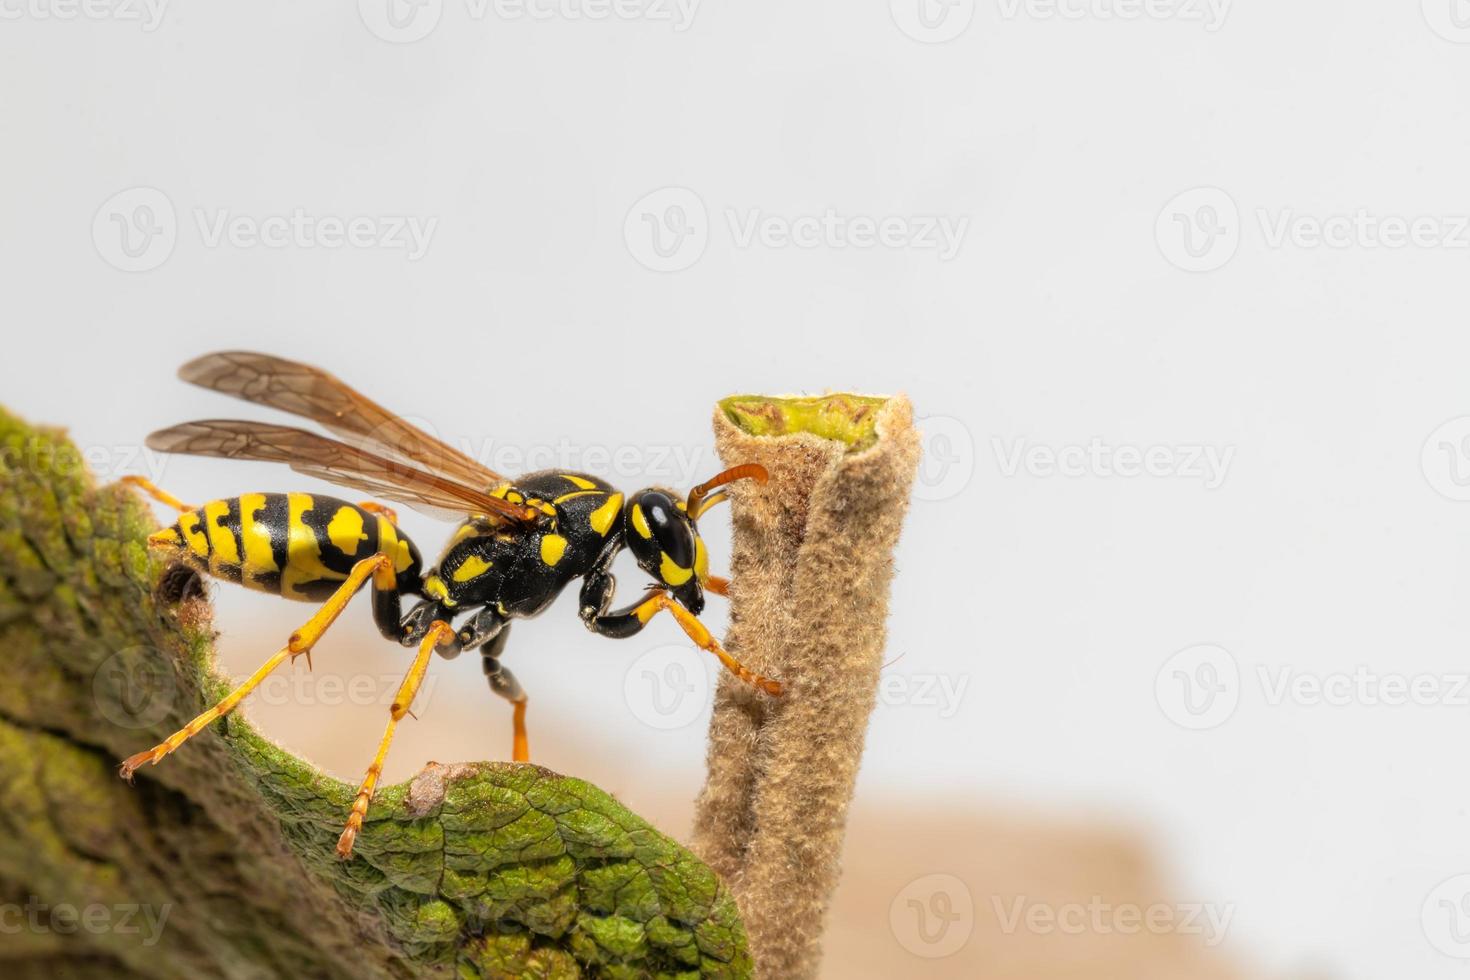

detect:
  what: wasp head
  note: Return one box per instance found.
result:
[625,488,707,614]
[623,463,768,615]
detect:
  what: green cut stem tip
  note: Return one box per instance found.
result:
[719,394,889,452]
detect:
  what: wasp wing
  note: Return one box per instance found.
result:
[145,420,540,525]
[176,351,507,494]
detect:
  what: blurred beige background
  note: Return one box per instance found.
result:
[212,619,1255,980]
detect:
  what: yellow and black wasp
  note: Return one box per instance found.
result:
[117,351,780,858]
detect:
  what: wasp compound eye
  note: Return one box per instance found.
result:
[640,491,694,570]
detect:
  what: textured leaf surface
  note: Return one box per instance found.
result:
[0,408,751,979]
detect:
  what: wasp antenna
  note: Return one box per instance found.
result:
[687,463,768,517]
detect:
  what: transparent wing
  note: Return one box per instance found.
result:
[145,420,539,524]
[176,351,507,493]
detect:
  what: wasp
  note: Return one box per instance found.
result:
[117,351,780,858]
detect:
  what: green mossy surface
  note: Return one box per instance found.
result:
[719,394,887,452]
[0,408,751,979]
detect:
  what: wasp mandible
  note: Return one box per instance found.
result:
[116,351,779,858]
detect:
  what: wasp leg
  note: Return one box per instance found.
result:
[338,620,453,859]
[120,475,194,513]
[356,501,399,525]
[456,606,507,652]
[482,641,529,763]
[118,553,396,780]
[457,612,527,762]
[588,589,782,696]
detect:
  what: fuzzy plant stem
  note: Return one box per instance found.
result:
[690,394,921,979]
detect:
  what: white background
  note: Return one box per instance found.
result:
[5,2,1470,976]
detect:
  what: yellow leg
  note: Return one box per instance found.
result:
[513,698,529,763]
[633,591,783,696]
[337,620,454,859]
[120,475,193,513]
[118,554,393,779]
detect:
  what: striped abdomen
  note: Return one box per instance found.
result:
[150,493,422,601]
